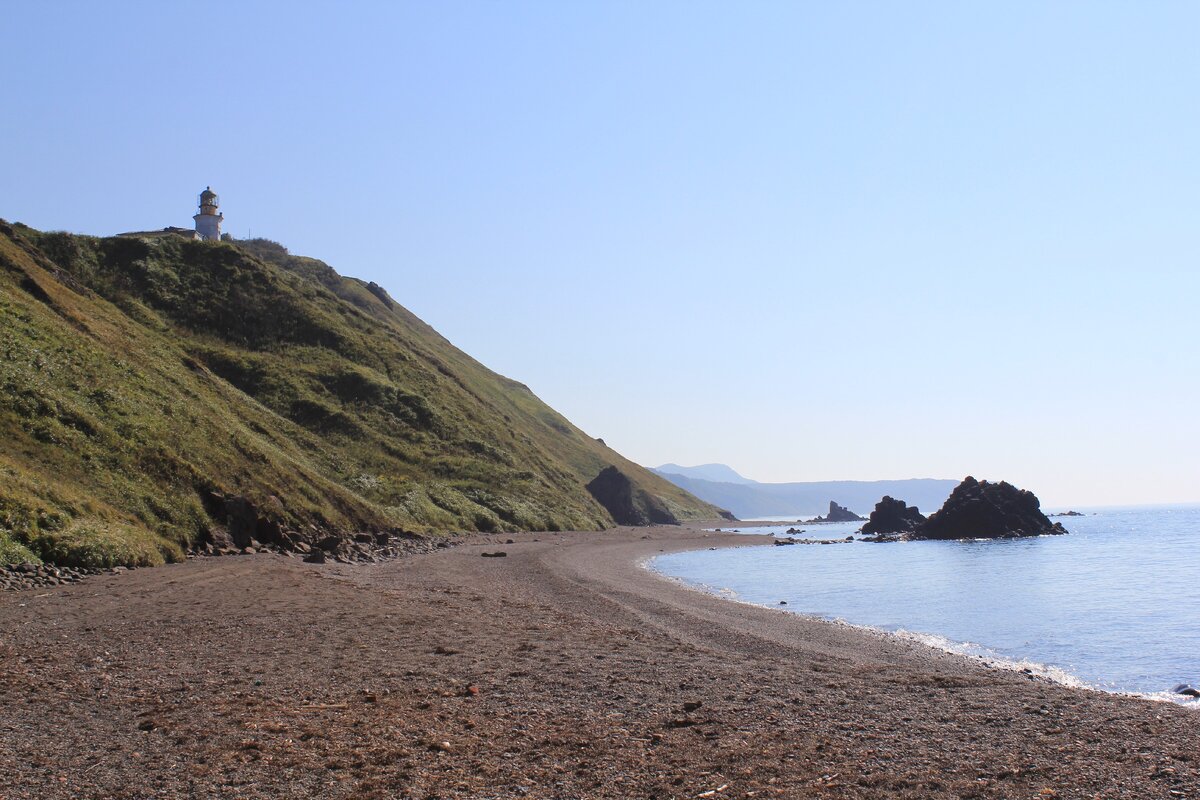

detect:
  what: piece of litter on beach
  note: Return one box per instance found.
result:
[696,785,728,797]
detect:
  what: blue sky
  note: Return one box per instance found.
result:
[3,2,1197,505]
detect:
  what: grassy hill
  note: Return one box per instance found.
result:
[0,222,721,567]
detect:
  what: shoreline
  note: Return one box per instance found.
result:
[665,520,1200,709]
[2,525,1198,798]
[643,548,1136,704]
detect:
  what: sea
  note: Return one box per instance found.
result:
[652,505,1200,705]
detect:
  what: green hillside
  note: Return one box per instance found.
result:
[0,222,721,567]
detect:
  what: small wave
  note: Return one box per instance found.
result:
[820,620,1200,708]
[889,629,1091,689]
[817,619,1199,707]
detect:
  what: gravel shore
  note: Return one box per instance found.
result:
[1,526,1196,799]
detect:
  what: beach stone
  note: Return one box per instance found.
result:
[316,535,343,553]
[303,550,327,564]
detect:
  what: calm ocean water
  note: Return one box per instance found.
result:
[653,506,1200,703]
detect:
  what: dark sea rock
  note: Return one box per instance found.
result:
[862,496,927,535]
[800,501,865,525]
[915,476,1067,540]
[585,466,679,526]
[821,501,865,522]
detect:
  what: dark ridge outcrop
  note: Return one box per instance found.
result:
[915,476,1066,540]
[365,281,395,308]
[586,466,679,526]
[861,496,926,535]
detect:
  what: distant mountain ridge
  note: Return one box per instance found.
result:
[652,465,957,520]
[653,463,758,485]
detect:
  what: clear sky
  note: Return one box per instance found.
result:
[3,2,1198,506]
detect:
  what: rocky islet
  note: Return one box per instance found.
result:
[860,477,1066,541]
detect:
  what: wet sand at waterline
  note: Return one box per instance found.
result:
[1,526,1196,798]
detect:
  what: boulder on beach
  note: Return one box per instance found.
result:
[914,476,1067,540]
[861,496,926,535]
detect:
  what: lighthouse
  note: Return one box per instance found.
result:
[193,187,223,241]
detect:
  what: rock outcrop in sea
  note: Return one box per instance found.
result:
[861,496,926,535]
[914,476,1067,540]
[800,501,864,524]
[822,501,864,522]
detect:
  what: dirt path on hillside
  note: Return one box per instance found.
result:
[1,527,1197,799]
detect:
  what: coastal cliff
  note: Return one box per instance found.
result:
[0,223,722,567]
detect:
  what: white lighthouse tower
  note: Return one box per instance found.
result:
[193,187,224,241]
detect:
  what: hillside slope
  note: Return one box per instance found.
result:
[0,223,721,566]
